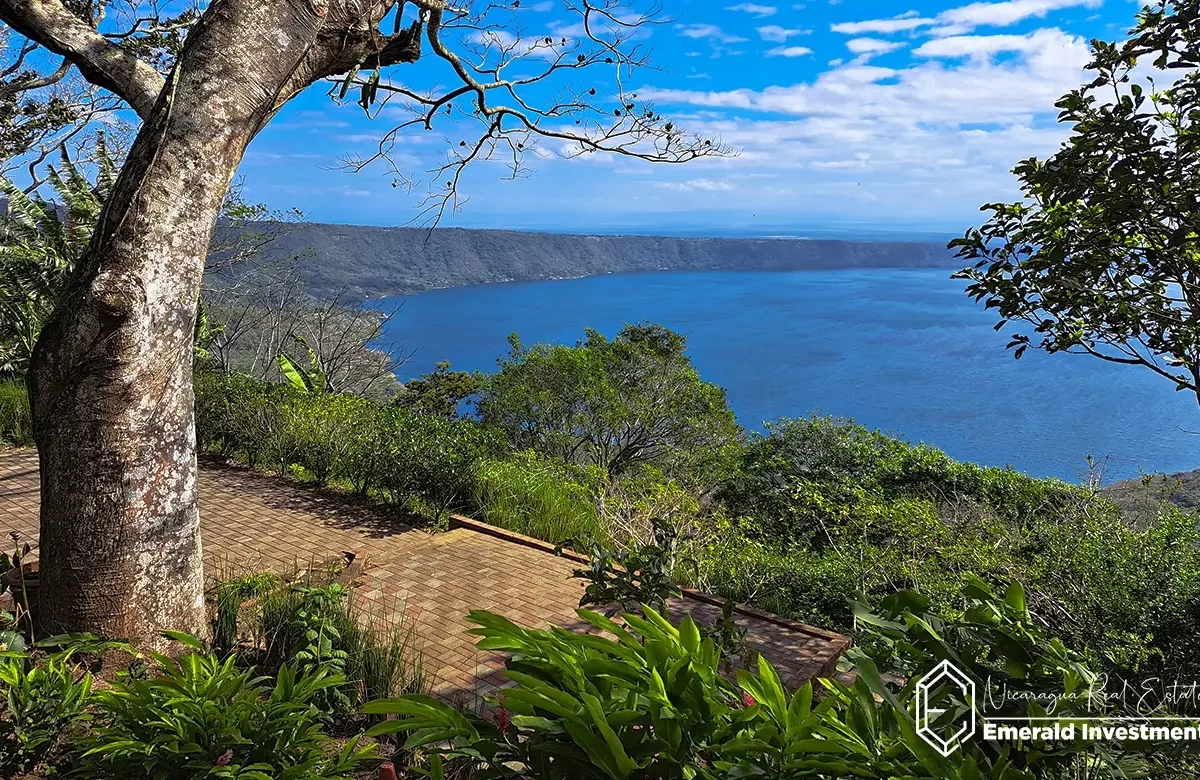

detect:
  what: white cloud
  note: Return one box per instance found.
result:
[677,23,748,43]
[939,0,1103,30]
[846,38,906,55]
[831,13,934,34]
[422,0,1119,224]
[647,28,1090,123]
[726,3,778,17]
[766,45,814,57]
[655,179,735,191]
[832,0,1102,37]
[758,24,810,42]
[636,28,1092,217]
[914,27,1067,57]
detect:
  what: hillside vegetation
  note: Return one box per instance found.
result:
[211,223,960,300]
[9,323,1185,690]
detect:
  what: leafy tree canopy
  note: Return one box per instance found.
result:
[478,323,741,484]
[952,0,1200,404]
[394,360,481,418]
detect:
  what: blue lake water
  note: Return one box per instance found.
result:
[372,268,1200,482]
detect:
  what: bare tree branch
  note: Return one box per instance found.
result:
[329,0,732,222]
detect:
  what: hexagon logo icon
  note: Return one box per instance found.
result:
[914,659,976,756]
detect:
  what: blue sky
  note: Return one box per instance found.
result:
[240,0,1142,235]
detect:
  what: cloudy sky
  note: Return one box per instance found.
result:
[240,0,1143,235]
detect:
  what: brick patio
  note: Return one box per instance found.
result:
[0,447,850,703]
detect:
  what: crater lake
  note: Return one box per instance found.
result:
[370,267,1200,482]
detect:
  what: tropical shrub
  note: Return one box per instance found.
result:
[195,371,502,515]
[195,370,294,468]
[252,576,425,709]
[710,415,1200,683]
[0,643,93,773]
[365,580,1165,779]
[283,394,370,485]
[80,632,373,779]
[340,403,392,495]
[722,415,1081,544]
[364,606,739,779]
[0,380,31,445]
[191,357,1200,691]
[1022,502,1200,678]
[286,584,353,712]
[374,406,502,515]
[574,518,684,614]
[688,525,862,629]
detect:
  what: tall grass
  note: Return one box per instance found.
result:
[210,571,279,656]
[473,455,609,547]
[335,600,425,704]
[0,380,32,446]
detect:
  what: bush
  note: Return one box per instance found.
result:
[375,406,502,515]
[80,632,373,779]
[365,606,742,779]
[251,576,425,709]
[706,414,1200,683]
[722,415,1081,544]
[366,581,1170,779]
[340,403,392,495]
[284,394,370,485]
[195,371,502,516]
[195,370,294,468]
[574,518,685,614]
[1023,502,1200,678]
[0,645,93,773]
[0,380,32,446]
[690,530,859,629]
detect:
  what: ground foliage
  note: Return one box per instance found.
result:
[160,326,1200,691]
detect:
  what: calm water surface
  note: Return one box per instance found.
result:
[372,269,1200,482]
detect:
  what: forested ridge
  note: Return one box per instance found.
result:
[219,223,959,300]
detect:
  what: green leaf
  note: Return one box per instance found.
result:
[161,631,205,651]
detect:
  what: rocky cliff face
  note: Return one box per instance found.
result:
[212,223,960,301]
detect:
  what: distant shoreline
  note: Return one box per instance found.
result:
[214,222,961,302]
[362,265,963,301]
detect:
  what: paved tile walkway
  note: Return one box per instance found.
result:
[0,448,849,703]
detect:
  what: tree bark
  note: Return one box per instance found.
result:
[24,0,387,649]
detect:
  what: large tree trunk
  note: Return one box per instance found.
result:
[26,1,351,649]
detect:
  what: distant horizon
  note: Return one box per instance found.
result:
[283,218,960,244]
